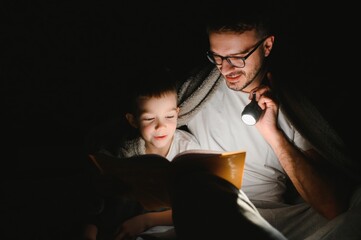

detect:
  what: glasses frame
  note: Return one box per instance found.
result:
[206,36,269,68]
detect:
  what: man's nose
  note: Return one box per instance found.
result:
[219,59,234,73]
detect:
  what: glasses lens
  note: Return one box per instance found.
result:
[206,52,245,68]
[207,52,220,65]
[228,57,245,68]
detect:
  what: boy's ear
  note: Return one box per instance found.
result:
[176,107,180,114]
[125,113,138,128]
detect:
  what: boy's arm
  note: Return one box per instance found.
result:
[114,209,173,240]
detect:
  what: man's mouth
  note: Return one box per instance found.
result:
[225,73,241,83]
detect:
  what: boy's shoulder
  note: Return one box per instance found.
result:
[173,129,200,151]
[174,128,197,141]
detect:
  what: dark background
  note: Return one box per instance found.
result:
[1,1,358,239]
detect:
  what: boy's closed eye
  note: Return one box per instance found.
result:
[166,115,176,119]
[142,117,155,122]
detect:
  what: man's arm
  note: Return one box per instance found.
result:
[255,88,351,219]
[269,132,350,219]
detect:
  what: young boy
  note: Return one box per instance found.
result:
[83,67,200,240]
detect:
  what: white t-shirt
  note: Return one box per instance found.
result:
[166,129,201,160]
[186,79,312,202]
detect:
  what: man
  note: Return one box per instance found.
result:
[175,4,361,239]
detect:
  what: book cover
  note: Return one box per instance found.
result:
[89,149,246,210]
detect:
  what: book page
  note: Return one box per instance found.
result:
[171,150,246,189]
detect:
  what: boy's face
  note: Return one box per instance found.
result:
[132,91,179,154]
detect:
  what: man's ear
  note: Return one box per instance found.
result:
[125,113,138,128]
[264,35,274,57]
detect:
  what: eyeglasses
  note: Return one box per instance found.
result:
[206,36,268,68]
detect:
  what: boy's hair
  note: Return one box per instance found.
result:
[126,66,178,116]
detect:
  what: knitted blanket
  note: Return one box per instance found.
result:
[177,64,222,126]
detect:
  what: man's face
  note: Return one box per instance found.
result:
[208,29,272,92]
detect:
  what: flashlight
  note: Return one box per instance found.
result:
[241,93,263,126]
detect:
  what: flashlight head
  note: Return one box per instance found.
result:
[241,99,263,125]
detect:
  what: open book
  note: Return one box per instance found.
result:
[89,149,246,210]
